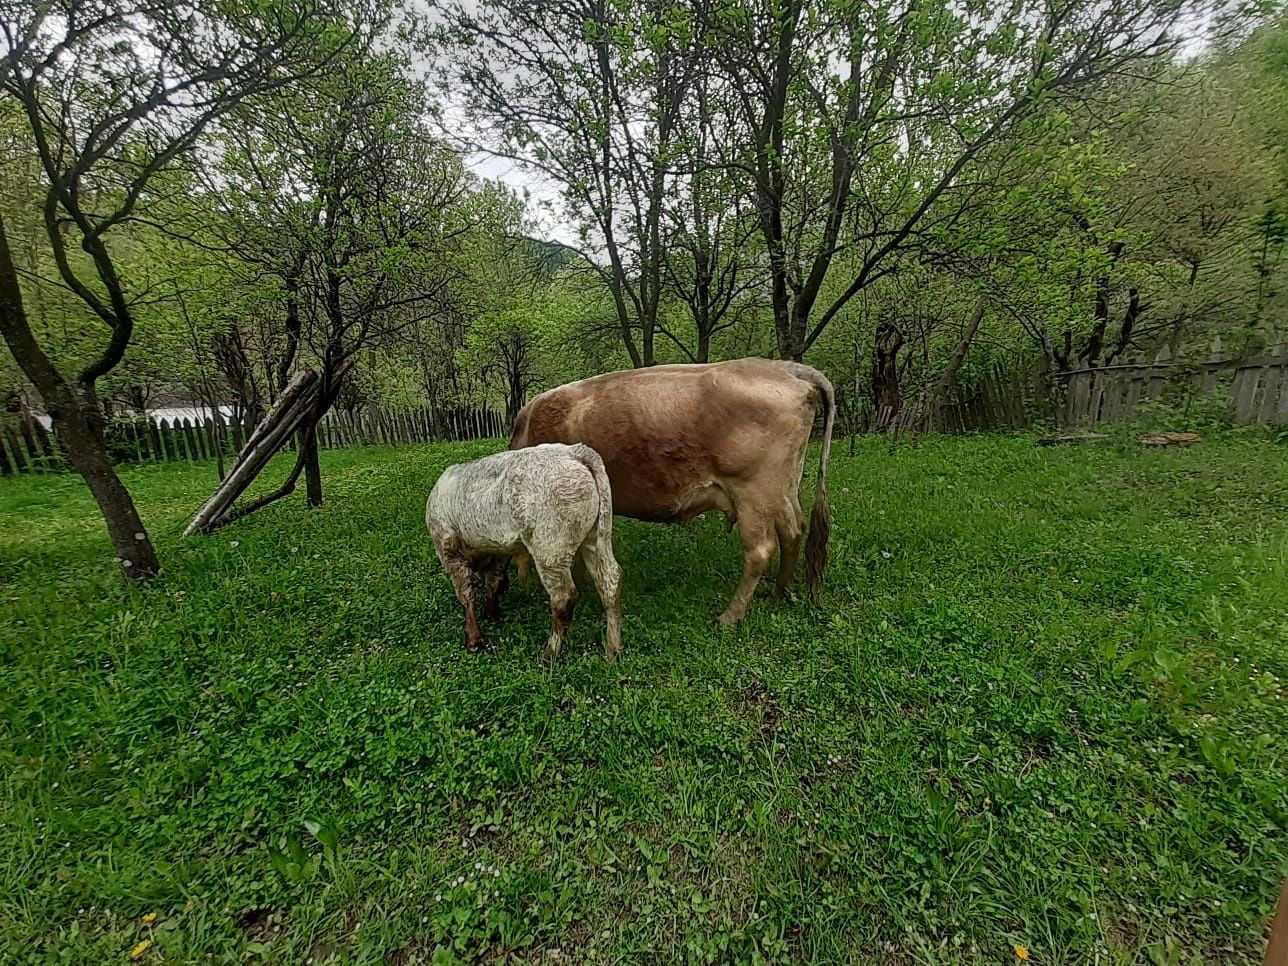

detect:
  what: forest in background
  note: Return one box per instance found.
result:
[3,0,1287,573]
[5,0,1287,426]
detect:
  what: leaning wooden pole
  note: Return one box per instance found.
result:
[184,369,319,535]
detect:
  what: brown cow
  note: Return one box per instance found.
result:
[508,358,835,625]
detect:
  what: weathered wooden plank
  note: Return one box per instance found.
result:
[173,419,188,461]
[30,418,55,464]
[212,412,227,461]
[173,419,190,462]
[1231,366,1260,424]
[193,418,210,461]
[4,430,29,473]
[152,419,170,461]
[202,417,216,461]
[1088,370,1107,425]
[18,418,45,472]
[1259,349,1284,426]
[130,418,145,463]
[1122,375,1145,418]
[1072,372,1092,426]
[1100,374,1121,423]
[1257,365,1282,426]
[0,433,14,475]
[182,418,199,463]
[1202,337,1224,393]
[1146,345,1171,402]
[145,418,162,462]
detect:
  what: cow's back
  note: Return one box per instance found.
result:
[510,359,817,522]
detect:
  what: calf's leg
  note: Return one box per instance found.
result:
[579,541,624,661]
[443,551,488,650]
[482,558,510,619]
[531,552,577,660]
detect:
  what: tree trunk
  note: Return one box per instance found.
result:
[696,323,710,365]
[928,299,987,428]
[872,322,904,430]
[56,403,161,577]
[0,213,158,579]
[301,423,322,507]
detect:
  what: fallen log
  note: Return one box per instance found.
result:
[184,369,319,535]
[1037,432,1111,446]
[1139,431,1203,447]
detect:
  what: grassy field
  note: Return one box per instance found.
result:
[2,431,1287,964]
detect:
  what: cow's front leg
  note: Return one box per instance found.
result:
[444,552,488,650]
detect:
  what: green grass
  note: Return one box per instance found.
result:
[2,431,1287,964]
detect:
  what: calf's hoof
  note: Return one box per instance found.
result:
[466,635,491,652]
[483,599,501,619]
[714,610,744,629]
[603,646,622,663]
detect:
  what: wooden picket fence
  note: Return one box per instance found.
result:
[936,361,1051,433]
[0,403,508,476]
[1056,340,1288,428]
[841,340,1288,437]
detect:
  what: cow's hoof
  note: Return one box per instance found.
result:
[603,647,622,663]
[483,601,501,619]
[773,587,799,604]
[714,611,743,629]
[467,636,490,652]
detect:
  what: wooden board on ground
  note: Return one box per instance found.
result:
[1139,431,1203,447]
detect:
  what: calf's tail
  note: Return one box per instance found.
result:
[570,443,614,559]
[803,368,835,602]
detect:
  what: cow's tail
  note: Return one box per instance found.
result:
[508,402,530,450]
[571,443,614,562]
[803,367,835,602]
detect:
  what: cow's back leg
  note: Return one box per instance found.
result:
[530,550,578,660]
[717,501,777,627]
[772,492,806,598]
[443,551,487,650]
[578,539,623,661]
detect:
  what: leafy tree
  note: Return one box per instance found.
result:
[0,0,354,577]
[437,0,712,366]
[207,25,487,515]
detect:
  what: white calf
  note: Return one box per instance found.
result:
[426,443,624,660]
